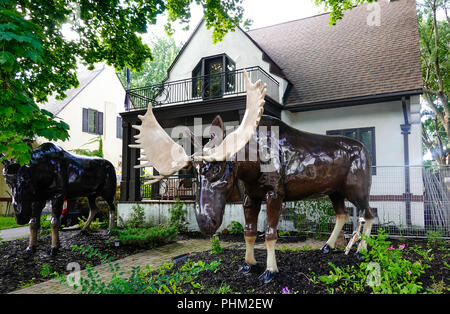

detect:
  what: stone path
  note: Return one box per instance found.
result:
[10,238,323,294]
[0,226,29,241]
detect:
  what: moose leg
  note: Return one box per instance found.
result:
[239,196,261,274]
[81,196,99,233]
[356,207,375,254]
[322,195,349,253]
[25,201,45,254]
[259,191,282,284]
[49,197,64,256]
[106,198,116,231]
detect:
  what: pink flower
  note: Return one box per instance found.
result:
[407,271,412,275]
[399,244,405,250]
[387,245,395,250]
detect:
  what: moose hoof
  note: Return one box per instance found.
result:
[321,243,332,254]
[238,262,254,275]
[25,246,36,254]
[354,251,364,261]
[48,246,59,256]
[258,270,275,284]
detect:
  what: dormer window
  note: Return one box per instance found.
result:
[192,54,235,99]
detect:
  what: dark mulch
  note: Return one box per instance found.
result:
[184,238,450,294]
[0,229,147,294]
[0,229,448,294]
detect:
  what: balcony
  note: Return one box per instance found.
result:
[124,66,280,111]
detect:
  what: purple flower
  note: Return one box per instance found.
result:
[282,286,290,294]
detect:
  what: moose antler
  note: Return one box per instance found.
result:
[130,107,190,185]
[195,70,267,162]
[130,69,267,184]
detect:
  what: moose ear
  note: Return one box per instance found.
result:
[210,115,224,141]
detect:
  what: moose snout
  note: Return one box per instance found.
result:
[196,214,220,235]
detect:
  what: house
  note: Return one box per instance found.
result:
[38,65,126,172]
[118,0,434,234]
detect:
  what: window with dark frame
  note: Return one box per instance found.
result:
[82,108,103,135]
[116,116,123,139]
[191,54,236,99]
[326,127,376,175]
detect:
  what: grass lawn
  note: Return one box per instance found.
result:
[0,216,21,230]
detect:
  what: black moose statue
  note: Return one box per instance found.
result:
[1,143,117,255]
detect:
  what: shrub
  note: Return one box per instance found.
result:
[226,221,244,235]
[168,198,187,233]
[119,204,146,229]
[77,217,101,231]
[288,197,334,236]
[318,229,431,294]
[210,234,223,254]
[113,224,178,248]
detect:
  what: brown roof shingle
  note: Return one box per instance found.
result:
[247,0,423,107]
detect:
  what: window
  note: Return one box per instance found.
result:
[326,127,376,174]
[82,108,103,135]
[116,116,123,139]
[192,54,236,99]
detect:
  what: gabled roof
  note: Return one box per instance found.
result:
[162,19,288,83]
[247,0,423,108]
[41,66,105,115]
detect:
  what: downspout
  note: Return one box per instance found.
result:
[400,96,412,226]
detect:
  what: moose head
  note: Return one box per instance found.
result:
[1,159,33,225]
[130,70,267,234]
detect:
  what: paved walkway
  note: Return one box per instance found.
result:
[10,238,323,294]
[0,226,29,241]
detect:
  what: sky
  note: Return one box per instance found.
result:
[145,0,325,45]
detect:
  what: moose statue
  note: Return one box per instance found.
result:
[1,143,117,255]
[130,70,374,283]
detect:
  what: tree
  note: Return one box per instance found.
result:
[117,36,183,88]
[0,0,248,165]
[418,0,449,166]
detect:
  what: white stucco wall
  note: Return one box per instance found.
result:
[118,201,297,233]
[165,20,289,104]
[46,66,125,171]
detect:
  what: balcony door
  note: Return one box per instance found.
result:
[192,54,235,100]
[204,57,223,99]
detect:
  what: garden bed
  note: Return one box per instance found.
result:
[0,229,448,294]
[0,229,147,294]
[185,238,449,294]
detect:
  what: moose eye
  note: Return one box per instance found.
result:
[212,164,220,174]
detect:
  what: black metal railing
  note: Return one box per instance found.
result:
[125,66,280,110]
[141,175,197,200]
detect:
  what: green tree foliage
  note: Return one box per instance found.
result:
[314,0,377,25]
[118,36,182,88]
[418,0,449,165]
[0,0,247,165]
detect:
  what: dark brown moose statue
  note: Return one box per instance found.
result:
[1,143,117,255]
[130,70,374,283]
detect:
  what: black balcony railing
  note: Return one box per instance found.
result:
[141,175,197,200]
[125,66,280,110]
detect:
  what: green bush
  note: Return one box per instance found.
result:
[113,225,178,248]
[78,217,101,231]
[318,229,431,294]
[288,197,334,236]
[210,234,223,254]
[226,221,244,235]
[168,198,187,233]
